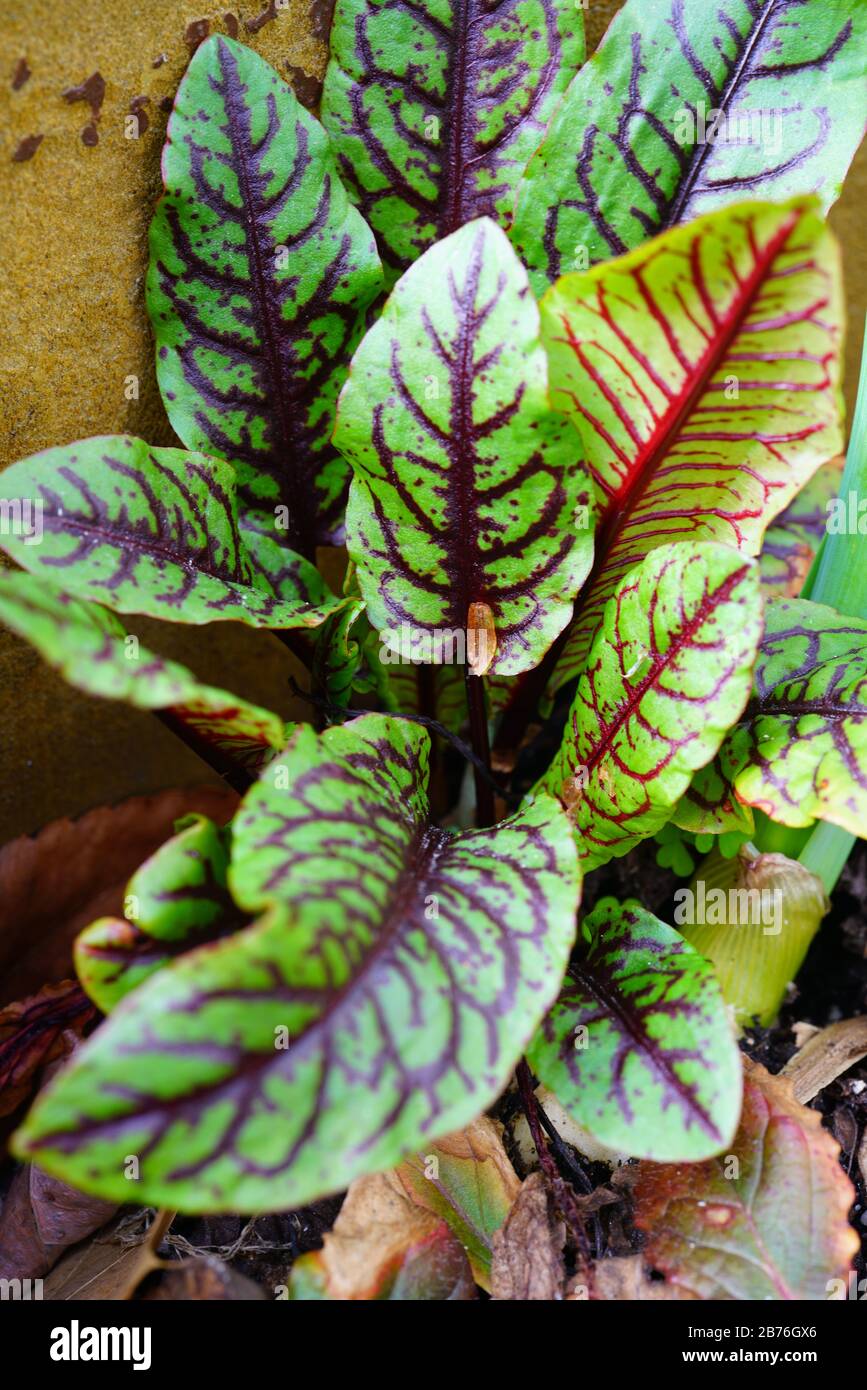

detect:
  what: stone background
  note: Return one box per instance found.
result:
[1,0,865,841]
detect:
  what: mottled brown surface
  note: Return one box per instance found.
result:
[0,0,865,841]
[0,2,326,840]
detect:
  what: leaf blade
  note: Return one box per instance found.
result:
[512,0,867,290]
[75,815,243,1013]
[0,570,288,774]
[529,898,742,1161]
[0,437,339,630]
[692,597,867,834]
[147,35,383,553]
[540,542,762,869]
[337,217,594,677]
[15,714,580,1210]
[322,0,585,282]
[540,198,843,692]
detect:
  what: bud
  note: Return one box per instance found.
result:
[467,600,497,676]
[678,845,828,1028]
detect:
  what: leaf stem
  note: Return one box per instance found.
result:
[154,709,255,796]
[803,314,867,614]
[797,820,855,897]
[515,1058,590,1261]
[464,669,495,826]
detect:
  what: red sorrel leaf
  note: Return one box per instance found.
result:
[540,543,761,869]
[148,35,383,554]
[529,898,742,1161]
[0,437,341,630]
[0,570,288,776]
[679,597,867,836]
[513,0,867,290]
[337,218,594,678]
[322,0,585,282]
[74,815,244,1014]
[14,715,580,1211]
[540,198,843,695]
[760,456,844,598]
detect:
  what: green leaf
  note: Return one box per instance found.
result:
[528,898,742,1161]
[539,198,843,694]
[670,754,756,836]
[697,597,867,836]
[632,1058,859,1299]
[74,815,242,1013]
[0,569,288,773]
[760,455,843,598]
[512,0,867,290]
[74,919,178,1016]
[125,813,237,942]
[337,218,594,678]
[311,594,392,712]
[0,436,340,630]
[15,714,580,1211]
[539,542,762,870]
[321,0,585,283]
[147,35,383,555]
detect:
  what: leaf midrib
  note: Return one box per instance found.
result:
[564,205,801,657]
[568,944,724,1140]
[438,0,478,237]
[217,39,315,557]
[662,0,783,228]
[576,558,750,779]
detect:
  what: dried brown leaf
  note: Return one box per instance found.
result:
[139,1254,267,1300]
[298,1170,475,1300]
[781,1016,867,1103]
[490,1172,565,1301]
[0,1161,118,1282]
[43,1210,175,1301]
[577,1255,698,1301]
[0,786,237,1006]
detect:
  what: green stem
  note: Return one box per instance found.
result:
[803,317,867,613]
[797,820,855,897]
[754,316,867,891]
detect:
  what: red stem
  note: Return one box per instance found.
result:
[516,1058,590,1262]
[464,669,495,826]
